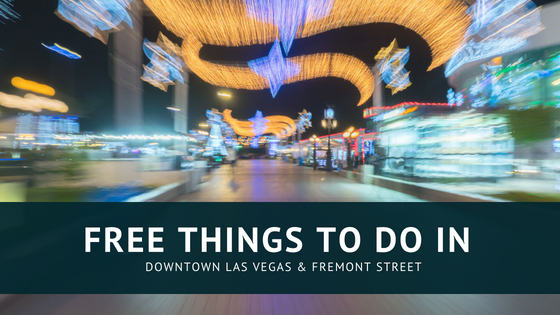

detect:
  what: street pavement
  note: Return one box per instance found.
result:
[1,294,559,315]
[176,159,423,202]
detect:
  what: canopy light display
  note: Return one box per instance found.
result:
[0,0,19,23]
[141,33,186,92]
[445,0,543,77]
[248,40,301,97]
[56,0,134,44]
[0,92,68,113]
[182,36,373,105]
[375,39,411,95]
[244,0,334,54]
[145,0,469,70]
[11,77,55,96]
[222,109,296,138]
[145,0,470,105]
[41,43,82,59]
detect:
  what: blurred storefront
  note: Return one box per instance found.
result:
[295,129,376,168]
[379,110,514,179]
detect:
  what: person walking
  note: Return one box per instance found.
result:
[227,147,237,176]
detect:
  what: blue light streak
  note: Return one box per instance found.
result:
[42,43,81,59]
[248,40,301,97]
[0,0,19,23]
[446,38,527,77]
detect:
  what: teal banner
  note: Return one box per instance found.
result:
[0,203,559,293]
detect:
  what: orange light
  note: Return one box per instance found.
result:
[343,132,350,138]
[11,77,55,96]
[399,106,418,116]
[491,56,502,66]
[351,131,360,138]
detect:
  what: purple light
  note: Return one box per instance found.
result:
[250,137,260,148]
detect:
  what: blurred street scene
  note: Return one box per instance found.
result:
[2,0,560,202]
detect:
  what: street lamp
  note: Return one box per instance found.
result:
[217,92,231,99]
[321,108,337,171]
[343,127,359,171]
[310,135,318,170]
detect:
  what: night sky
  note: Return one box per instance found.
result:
[0,0,558,137]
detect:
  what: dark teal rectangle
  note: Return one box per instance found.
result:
[0,202,559,293]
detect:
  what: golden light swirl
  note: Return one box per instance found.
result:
[182,36,374,105]
[265,115,297,138]
[145,0,470,70]
[222,109,297,138]
[223,109,255,137]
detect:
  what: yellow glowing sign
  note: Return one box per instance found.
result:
[11,77,55,96]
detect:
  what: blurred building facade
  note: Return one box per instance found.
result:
[448,2,560,163]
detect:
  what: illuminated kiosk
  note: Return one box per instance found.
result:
[363,103,514,179]
[447,1,560,165]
